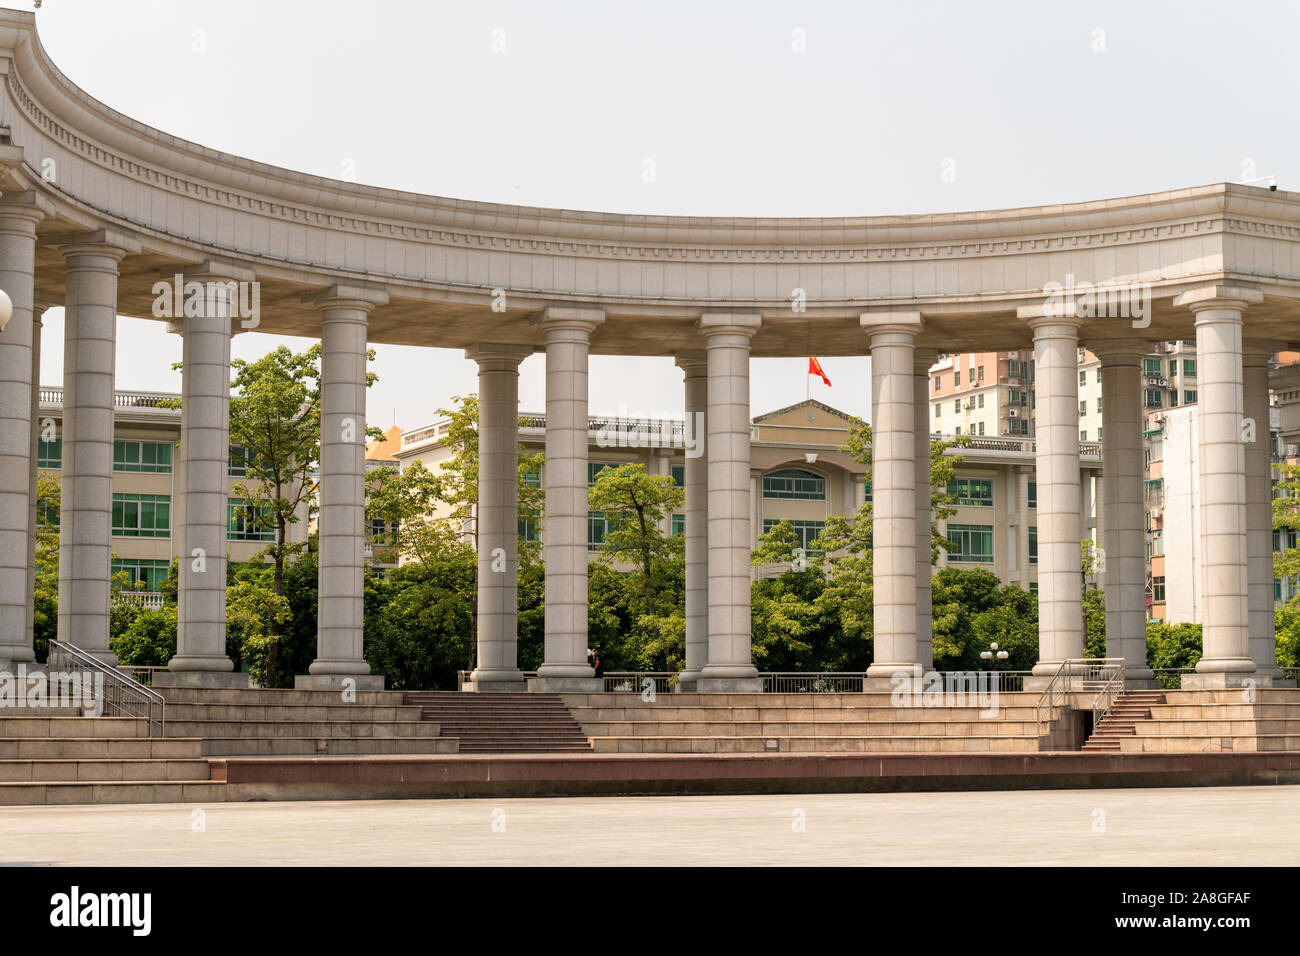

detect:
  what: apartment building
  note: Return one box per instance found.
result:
[395,398,1102,588]
[37,387,308,607]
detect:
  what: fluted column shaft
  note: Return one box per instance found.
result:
[677,352,708,691]
[697,313,761,692]
[863,313,921,683]
[0,197,44,664]
[300,286,387,689]
[1028,316,1084,674]
[468,344,533,691]
[533,308,603,691]
[1094,340,1153,682]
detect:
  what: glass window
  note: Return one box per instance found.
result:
[1145,389,1163,409]
[763,519,825,553]
[954,371,961,387]
[229,445,253,477]
[948,524,994,563]
[1029,526,1038,565]
[1143,358,1162,375]
[1152,576,1166,603]
[946,478,994,507]
[37,436,62,470]
[670,514,685,537]
[670,464,685,487]
[113,440,173,474]
[1184,390,1197,404]
[1028,481,1037,508]
[112,558,171,592]
[1080,430,1088,441]
[1183,359,1196,376]
[762,468,826,500]
[522,468,541,488]
[1079,370,1087,386]
[1079,400,1087,416]
[587,461,619,486]
[112,494,171,538]
[587,511,608,550]
[517,516,539,542]
[227,498,274,541]
[933,376,941,392]
[977,366,984,381]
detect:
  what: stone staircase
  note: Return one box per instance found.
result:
[0,687,458,805]
[560,692,1073,754]
[1114,688,1300,753]
[1081,690,1164,752]
[403,692,591,753]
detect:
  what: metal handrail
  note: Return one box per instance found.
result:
[1091,661,1126,733]
[48,640,165,737]
[1034,658,1126,739]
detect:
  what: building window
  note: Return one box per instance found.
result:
[1143,358,1162,375]
[947,478,993,507]
[37,498,59,528]
[1184,390,1197,404]
[948,524,994,563]
[955,426,962,435]
[112,558,171,592]
[588,512,609,550]
[517,516,539,542]
[1028,481,1037,509]
[762,468,826,500]
[1079,400,1087,416]
[1096,397,1103,413]
[113,440,173,474]
[1079,370,1087,386]
[934,376,941,392]
[670,464,685,487]
[762,518,825,553]
[588,461,620,486]
[977,366,985,382]
[1029,526,1038,565]
[1152,576,1166,603]
[522,468,541,489]
[1145,389,1163,409]
[1097,427,1103,441]
[1183,359,1196,376]
[954,370,961,387]
[954,399,961,414]
[1080,430,1088,441]
[227,498,274,542]
[229,445,254,477]
[112,494,171,538]
[37,437,62,470]
[671,514,685,537]
[977,393,985,409]
[1009,418,1028,436]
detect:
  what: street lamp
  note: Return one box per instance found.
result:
[980,641,1009,670]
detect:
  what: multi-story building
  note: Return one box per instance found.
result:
[396,398,1102,589]
[37,387,308,608]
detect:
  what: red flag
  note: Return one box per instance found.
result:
[808,357,832,387]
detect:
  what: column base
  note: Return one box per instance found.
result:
[697,677,763,693]
[527,677,602,693]
[294,674,385,691]
[153,670,251,689]
[674,675,699,693]
[1180,671,1273,690]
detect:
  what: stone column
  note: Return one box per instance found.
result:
[1015,466,1032,589]
[467,343,534,691]
[676,351,708,691]
[27,305,47,657]
[54,229,138,662]
[697,313,762,692]
[914,348,937,672]
[1244,342,1283,680]
[1174,286,1264,688]
[299,285,388,690]
[0,194,46,667]
[1093,340,1154,684]
[1020,310,1084,680]
[862,312,922,688]
[158,266,254,686]
[531,307,603,692]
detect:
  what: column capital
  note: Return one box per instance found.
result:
[0,190,53,229]
[1018,305,1084,333]
[1088,338,1151,364]
[533,305,605,333]
[913,347,939,375]
[1243,339,1285,366]
[675,350,708,374]
[1172,284,1263,314]
[860,310,923,338]
[49,227,141,261]
[301,283,388,313]
[466,343,534,369]
[697,311,761,338]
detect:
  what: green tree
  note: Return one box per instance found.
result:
[1274,462,1300,591]
[33,471,59,661]
[587,463,684,618]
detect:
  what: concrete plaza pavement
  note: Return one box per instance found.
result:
[1,785,1298,866]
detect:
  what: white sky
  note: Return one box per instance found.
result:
[28,0,1300,428]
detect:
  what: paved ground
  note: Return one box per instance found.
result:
[2,785,1298,865]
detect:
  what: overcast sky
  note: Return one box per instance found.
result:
[29,0,1300,428]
